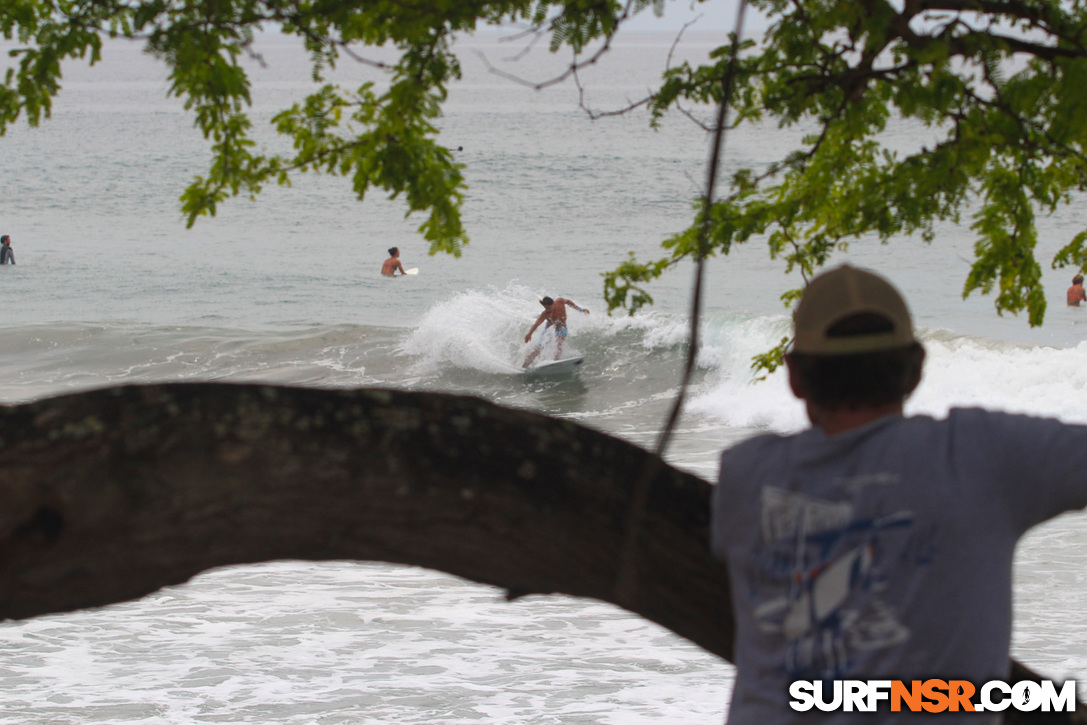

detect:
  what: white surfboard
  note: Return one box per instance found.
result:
[404,267,419,275]
[523,356,584,375]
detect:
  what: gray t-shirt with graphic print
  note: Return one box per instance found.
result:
[712,409,1087,723]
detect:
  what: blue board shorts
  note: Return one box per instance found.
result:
[536,325,568,347]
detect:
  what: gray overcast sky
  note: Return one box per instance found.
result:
[622,0,768,33]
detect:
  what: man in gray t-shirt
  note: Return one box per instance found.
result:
[711,265,1087,723]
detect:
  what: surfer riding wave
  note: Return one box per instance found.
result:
[522,296,589,368]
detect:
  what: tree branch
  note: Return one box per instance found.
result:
[0,383,734,662]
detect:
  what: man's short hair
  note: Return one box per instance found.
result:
[540,296,554,307]
[789,266,923,409]
[1,235,8,244]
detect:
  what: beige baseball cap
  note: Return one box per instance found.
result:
[792,265,916,355]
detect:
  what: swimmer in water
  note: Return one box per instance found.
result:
[381,247,406,276]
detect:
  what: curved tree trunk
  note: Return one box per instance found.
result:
[0,383,1080,723]
[0,383,731,655]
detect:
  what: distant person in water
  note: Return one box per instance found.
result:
[381,247,406,276]
[0,235,14,265]
[522,296,589,367]
[1068,273,1085,306]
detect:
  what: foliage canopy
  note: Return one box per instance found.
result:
[4,0,1087,357]
[606,0,1087,353]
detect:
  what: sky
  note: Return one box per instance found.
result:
[621,0,768,33]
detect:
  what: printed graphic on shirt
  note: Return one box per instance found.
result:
[753,485,915,679]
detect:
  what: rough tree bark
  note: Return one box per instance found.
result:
[0,383,1080,723]
[0,383,729,650]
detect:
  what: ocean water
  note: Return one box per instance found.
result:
[0,28,1085,723]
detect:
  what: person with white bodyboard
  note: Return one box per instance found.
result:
[381,247,409,276]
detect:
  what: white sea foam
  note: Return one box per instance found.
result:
[915,334,1087,423]
[400,285,542,374]
[689,316,1087,433]
[604,310,692,350]
[400,284,608,375]
[687,313,807,432]
[0,563,733,724]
